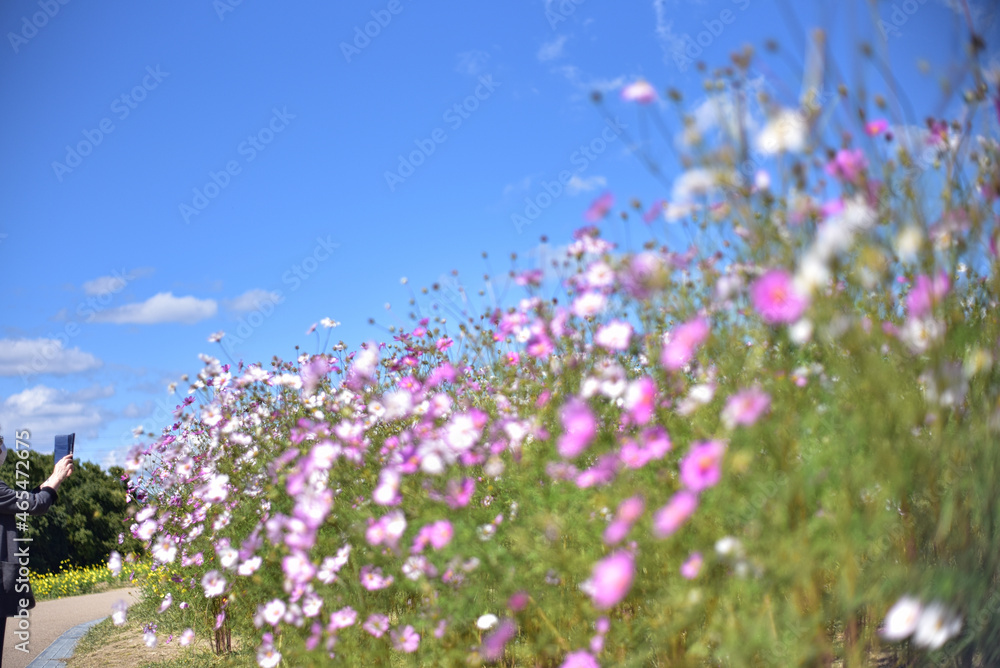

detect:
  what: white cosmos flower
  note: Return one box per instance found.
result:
[880,596,922,641]
[755,109,807,154]
[476,613,499,630]
[912,601,962,649]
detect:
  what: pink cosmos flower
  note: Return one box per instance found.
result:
[642,426,672,459]
[621,80,656,104]
[428,520,454,550]
[594,320,633,351]
[618,439,652,470]
[825,148,868,183]
[584,192,614,222]
[391,625,420,653]
[642,200,664,223]
[482,619,518,661]
[445,477,475,508]
[906,271,949,318]
[603,520,630,545]
[721,388,771,429]
[282,552,316,585]
[751,270,807,324]
[652,491,698,538]
[589,551,635,609]
[562,650,600,668]
[661,317,710,370]
[624,377,655,425]
[680,552,703,579]
[328,606,357,630]
[617,496,645,524]
[679,440,725,492]
[201,570,226,598]
[359,565,393,591]
[363,613,389,638]
[557,398,597,458]
[508,591,530,612]
[865,119,889,136]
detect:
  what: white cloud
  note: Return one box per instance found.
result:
[552,65,625,95]
[455,50,490,76]
[70,384,115,401]
[121,401,154,419]
[81,267,153,296]
[538,34,569,62]
[566,174,607,195]
[503,175,536,197]
[92,292,217,325]
[226,289,283,313]
[0,385,106,444]
[0,338,102,377]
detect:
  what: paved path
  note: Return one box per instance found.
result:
[2,588,141,668]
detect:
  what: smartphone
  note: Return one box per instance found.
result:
[54,433,75,461]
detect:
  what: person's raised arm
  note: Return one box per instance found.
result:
[41,454,74,491]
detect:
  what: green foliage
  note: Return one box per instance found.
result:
[0,449,142,573]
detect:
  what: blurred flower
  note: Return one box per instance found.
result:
[680,552,703,579]
[588,551,634,609]
[880,596,922,641]
[825,148,868,183]
[912,601,962,649]
[906,272,949,318]
[714,536,743,557]
[652,491,698,538]
[179,629,194,646]
[201,570,226,598]
[391,624,420,653]
[621,80,656,104]
[751,270,808,324]
[679,440,725,492]
[594,320,633,351]
[584,192,614,222]
[482,618,517,661]
[755,109,807,154]
[558,398,597,458]
[112,599,127,626]
[561,649,600,668]
[865,118,889,136]
[108,551,122,576]
[363,613,390,638]
[661,317,710,370]
[721,388,771,429]
[476,613,499,630]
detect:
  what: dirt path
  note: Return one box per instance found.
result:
[1,588,141,668]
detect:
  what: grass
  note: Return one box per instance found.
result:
[67,595,258,668]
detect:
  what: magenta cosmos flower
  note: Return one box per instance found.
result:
[721,387,771,429]
[584,192,614,222]
[562,650,601,668]
[864,118,889,136]
[825,148,868,183]
[751,270,807,324]
[679,440,725,492]
[680,552,703,579]
[661,317,710,370]
[589,550,635,609]
[557,397,597,458]
[652,491,698,538]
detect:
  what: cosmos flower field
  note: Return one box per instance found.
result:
[112,32,1000,668]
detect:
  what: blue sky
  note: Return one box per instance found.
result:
[1,0,996,468]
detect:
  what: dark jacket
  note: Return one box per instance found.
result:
[0,481,58,617]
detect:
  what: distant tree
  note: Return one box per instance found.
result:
[0,449,142,573]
